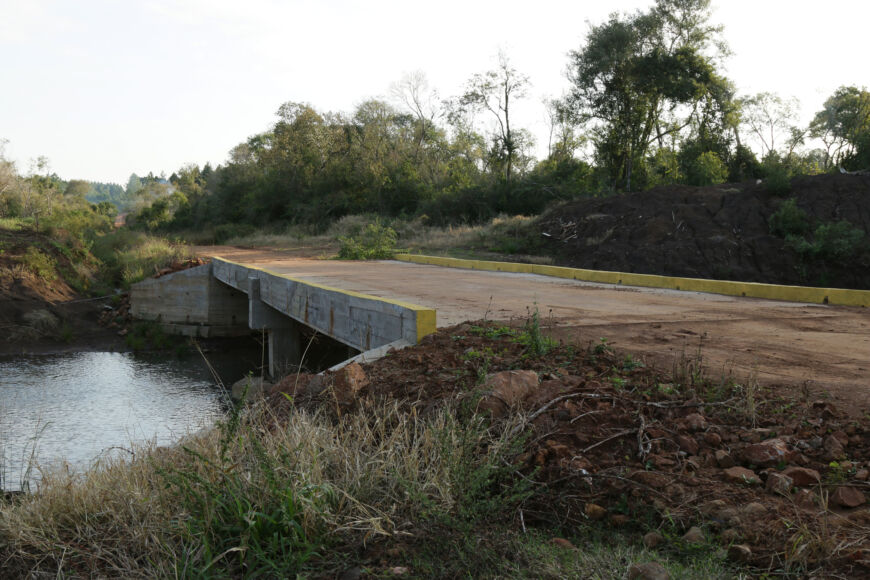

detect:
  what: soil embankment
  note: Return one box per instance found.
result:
[538,174,870,289]
[0,228,123,355]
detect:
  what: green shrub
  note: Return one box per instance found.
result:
[761,155,792,195]
[769,198,810,238]
[337,221,398,259]
[786,220,865,264]
[812,220,865,261]
[20,247,57,281]
[687,151,728,186]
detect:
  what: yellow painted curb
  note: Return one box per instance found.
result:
[394,254,870,308]
[213,257,438,341]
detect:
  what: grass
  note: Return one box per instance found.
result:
[209,213,556,264]
[91,229,191,288]
[0,383,745,578]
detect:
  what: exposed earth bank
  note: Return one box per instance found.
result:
[538,174,870,289]
[270,322,870,577]
[0,228,121,355]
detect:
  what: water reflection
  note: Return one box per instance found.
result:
[0,350,254,491]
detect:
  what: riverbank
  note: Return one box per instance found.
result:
[2,319,870,578]
[0,224,200,356]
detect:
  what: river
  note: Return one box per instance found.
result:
[0,348,260,492]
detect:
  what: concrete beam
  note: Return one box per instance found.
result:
[212,257,436,352]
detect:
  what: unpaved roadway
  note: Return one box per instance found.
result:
[202,247,870,414]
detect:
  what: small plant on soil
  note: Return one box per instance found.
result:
[516,306,557,357]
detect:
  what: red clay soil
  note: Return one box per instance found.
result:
[537,173,870,289]
[271,323,870,577]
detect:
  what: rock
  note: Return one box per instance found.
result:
[333,362,368,403]
[794,488,816,508]
[831,430,849,446]
[477,370,539,417]
[720,528,742,544]
[740,502,766,517]
[699,499,727,516]
[831,486,867,508]
[741,438,797,467]
[585,503,607,520]
[643,531,665,549]
[856,469,869,481]
[388,567,409,575]
[675,434,699,455]
[632,470,671,489]
[628,562,670,580]
[823,434,846,461]
[723,466,760,485]
[765,472,794,496]
[714,449,735,468]
[684,413,707,432]
[650,454,677,469]
[231,375,272,401]
[682,526,705,543]
[727,544,752,562]
[703,432,722,446]
[549,537,576,549]
[610,514,631,527]
[782,466,821,486]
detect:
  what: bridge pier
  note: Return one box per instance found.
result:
[248,277,302,378]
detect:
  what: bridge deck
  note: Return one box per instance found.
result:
[204,248,870,413]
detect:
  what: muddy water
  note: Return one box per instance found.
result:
[0,349,260,491]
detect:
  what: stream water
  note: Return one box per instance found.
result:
[0,348,260,491]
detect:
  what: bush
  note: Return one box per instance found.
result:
[769,198,810,238]
[19,247,57,281]
[761,154,792,195]
[812,220,865,261]
[337,221,398,259]
[687,151,728,186]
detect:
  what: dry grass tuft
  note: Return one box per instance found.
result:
[0,398,526,577]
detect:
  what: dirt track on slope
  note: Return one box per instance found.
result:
[198,246,870,415]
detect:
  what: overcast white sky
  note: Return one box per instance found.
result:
[1,0,868,185]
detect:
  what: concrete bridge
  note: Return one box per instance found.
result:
[131,250,870,412]
[130,257,436,376]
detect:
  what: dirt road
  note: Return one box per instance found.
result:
[202,246,870,413]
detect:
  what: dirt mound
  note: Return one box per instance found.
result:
[538,174,870,289]
[273,323,870,577]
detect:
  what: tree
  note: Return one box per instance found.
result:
[544,97,585,162]
[564,0,730,191]
[809,86,870,170]
[390,71,440,162]
[459,52,531,184]
[126,174,143,197]
[741,92,803,159]
[64,180,92,199]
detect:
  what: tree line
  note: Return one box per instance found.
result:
[3,0,870,237]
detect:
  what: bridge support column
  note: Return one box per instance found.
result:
[267,327,301,378]
[248,277,302,378]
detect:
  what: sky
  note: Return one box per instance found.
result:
[1,0,868,185]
